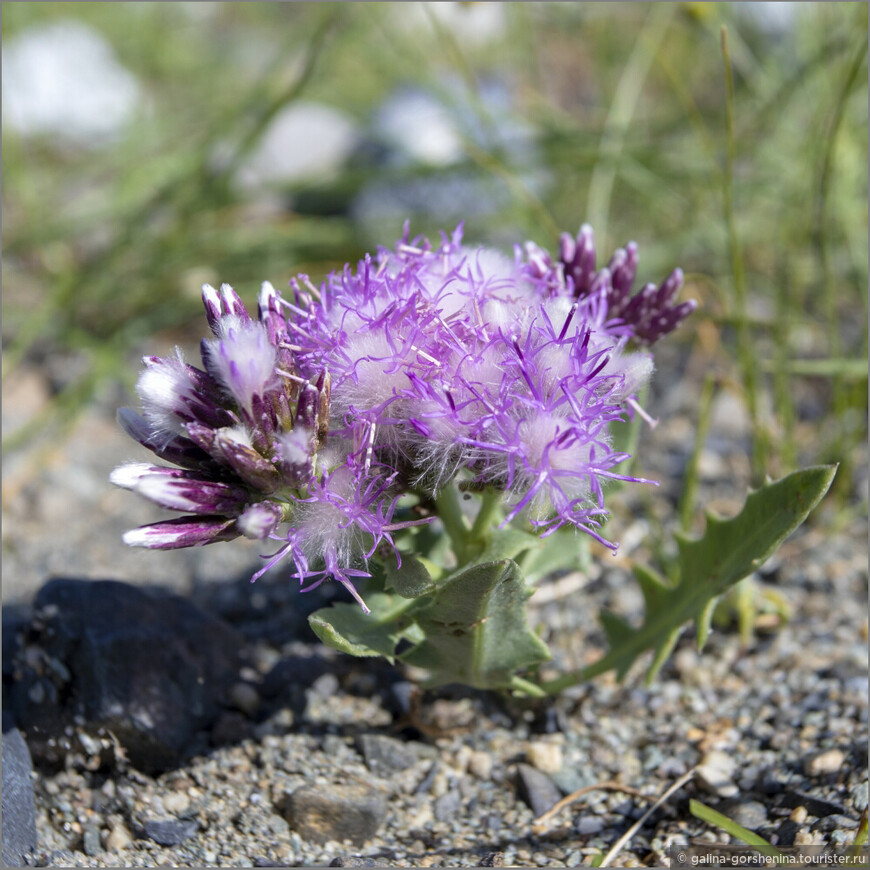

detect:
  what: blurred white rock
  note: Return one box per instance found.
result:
[735,2,802,36]
[373,78,537,169]
[231,102,360,192]
[396,2,507,48]
[2,20,142,147]
[375,89,465,167]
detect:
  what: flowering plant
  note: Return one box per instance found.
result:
[113,223,834,694]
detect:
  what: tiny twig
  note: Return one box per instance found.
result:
[532,781,645,834]
[598,768,696,868]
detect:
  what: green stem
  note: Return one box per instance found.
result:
[509,675,547,699]
[469,488,503,542]
[677,373,716,532]
[434,485,471,565]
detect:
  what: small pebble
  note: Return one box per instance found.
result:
[162,791,191,815]
[790,806,808,824]
[851,780,869,811]
[82,826,102,856]
[144,818,198,846]
[229,682,261,717]
[804,748,845,777]
[576,816,604,836]
[434,789,461,822]
[468,751,493,781]
[526,741,563,775]
[105,822,133,853]
[516,764,561,817]
[696,750,739,798]
[727,800,768,830]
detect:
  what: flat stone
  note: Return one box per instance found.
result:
[284,783,387,846]
[355,734,417,778]
[144,818,199,846]
[9,578,243,773]
[1,726,37,868]
[82,825,102,856]
[434,789,462,822]
[515,764,561,817]
[723,800,768,831]
[576,816,604,836]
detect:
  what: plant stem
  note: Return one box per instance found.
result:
[469,487,503,541]
[677,372,716,532]
[434,485,471,565]
[509,675,547,699]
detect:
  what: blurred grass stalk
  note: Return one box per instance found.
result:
[585,3,675,249]
[812,35,868,498]
[720,25,767,487]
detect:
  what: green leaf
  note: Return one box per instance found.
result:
[474,526,538,565]
[690,800,784,858]
[382,554,436,598]
[399,559,551,689]
[577,465,837,684]
[519,527,590,585]
[308,592,418,660]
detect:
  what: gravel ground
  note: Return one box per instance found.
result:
[2,346,867,868]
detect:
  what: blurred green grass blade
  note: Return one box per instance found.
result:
[760,357,869,379]
[586,3,675,246]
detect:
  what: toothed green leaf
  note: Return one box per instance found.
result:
[584,465,837,682]
[399,559,551,689]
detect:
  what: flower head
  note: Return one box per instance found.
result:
[114,222,694,608]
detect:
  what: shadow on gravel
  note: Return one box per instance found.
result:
[2,571,552,777]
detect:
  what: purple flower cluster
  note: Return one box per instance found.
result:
[114,223,694,608]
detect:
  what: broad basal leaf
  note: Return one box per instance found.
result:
[309,592,420,660]
[399,559,551,689]
[581,465,837,683]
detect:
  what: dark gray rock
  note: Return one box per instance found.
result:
[355,733,416,778]
[477,853,504,867]
[82,825,102,856]
[283,783,387,845]
[143,818,199,846]
[434,789,462,822]
[515,763,561,817]
[1,726,38,867]
[8,578,243,773]
[329,859,385,868]
[781,790,847,818]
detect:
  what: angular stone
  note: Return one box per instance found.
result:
[434,789,461,822]
[1,726,37,867]
[355,734,416,778]
[9,578,243,773]
[516,763,561,817]
[283,783,386,846]
[143,818,199,846]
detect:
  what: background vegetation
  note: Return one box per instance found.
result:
[3,1,867,515]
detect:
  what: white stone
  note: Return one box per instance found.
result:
[3,20,142,147]
[232,102,359,191]
[526,741,563,775]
